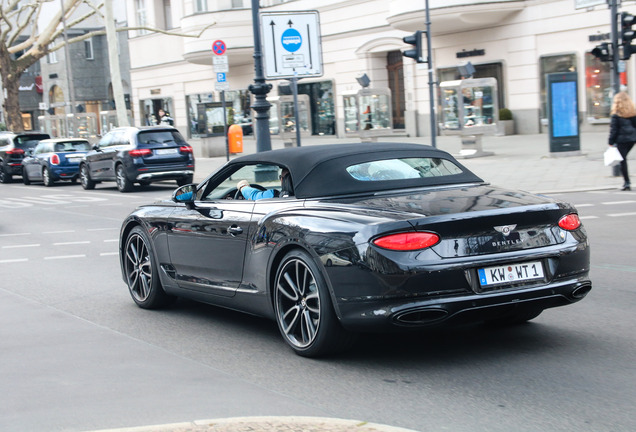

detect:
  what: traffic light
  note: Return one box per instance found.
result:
[620,12,636,60]
[591,42,613,62]
[402,30,425,63]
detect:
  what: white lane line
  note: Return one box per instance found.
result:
[43,230,76,234]
[2,244,40,249]
[608,212,636,217]
[580,215,599,220]
[100,252,119,256]
[573,203,594,207]
[0,258,28,263]
[53,241,91,246]
[44,254,86,260]
[103,239,119,243]
[602,200,636,205]
[0,232,31,237]
[87,228,118,231]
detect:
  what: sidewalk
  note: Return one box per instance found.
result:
[194,131,629,194]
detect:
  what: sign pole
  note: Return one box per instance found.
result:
[291,75,301,147]
[222,90,229,161]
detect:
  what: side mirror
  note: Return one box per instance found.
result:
[172,184,197,206]
[92,144,100,151]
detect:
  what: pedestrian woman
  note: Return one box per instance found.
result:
[609,91,636,191]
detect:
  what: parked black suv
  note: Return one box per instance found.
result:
[79,126,195,192]
[0,131,51,183]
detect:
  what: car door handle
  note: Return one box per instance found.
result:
[228,226,243,235]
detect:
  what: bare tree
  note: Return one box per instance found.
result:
[0,0,212,131]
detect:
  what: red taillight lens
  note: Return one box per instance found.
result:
[373,232,440,251]
[129,148,152,157]
[50,154,60,165]
[7,148,25,155]
[179,145,193,153]
[558,213,581,231]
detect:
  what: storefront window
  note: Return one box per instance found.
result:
[285,80,335,135]
[139,98,173,127]
[585,53,621,120]
[186,91,251,139]
[539,54,576,120]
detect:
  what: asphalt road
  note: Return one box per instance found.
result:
[1,182,635,432]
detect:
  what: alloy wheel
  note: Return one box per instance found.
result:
[43,168,52,187]
[275,258,321,349]
[125,232,153,303]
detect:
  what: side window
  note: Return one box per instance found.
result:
[34,144,45,155]
[98,133,115,148]
[200,164,283,200]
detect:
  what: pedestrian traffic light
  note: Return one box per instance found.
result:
[402,30,425,63]
[591,42,612,62]
[620,12,636,60]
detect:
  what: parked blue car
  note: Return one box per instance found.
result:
[22,138,91,186]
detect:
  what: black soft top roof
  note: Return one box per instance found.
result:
[229,142,483,198]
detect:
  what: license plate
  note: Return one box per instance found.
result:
[478,261,544,286]
[155,148,178,155]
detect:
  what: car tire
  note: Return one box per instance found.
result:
[124,226,176,309]
[273,249,355,357]
[42,167,54,187]
[22,169,31,185]
[0,166,12,184]
[116,164,133,192]
[80,164,95,190]
[177,175,193,187]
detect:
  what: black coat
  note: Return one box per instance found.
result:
[608,114,636,145]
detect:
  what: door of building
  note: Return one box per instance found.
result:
[387,51,405,130]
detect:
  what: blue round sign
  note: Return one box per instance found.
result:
[281,28,302,53]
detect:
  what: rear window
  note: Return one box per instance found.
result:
[346,157,464,181]
[15,135,50,149]
[137,130,187,148]
[53,141,90,152]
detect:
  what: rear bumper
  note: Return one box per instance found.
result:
[335,275,592,332]
[50,166,80,180]
[135,169,194,181]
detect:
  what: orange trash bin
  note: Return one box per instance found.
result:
[228,124,244,154]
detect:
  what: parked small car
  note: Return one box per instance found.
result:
[79,126,195,192]
[21,138,90,186]
[0,131,51,183]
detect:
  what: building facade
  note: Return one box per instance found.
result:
[125,0,635,148]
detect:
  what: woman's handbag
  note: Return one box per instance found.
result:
[604,146,624,166]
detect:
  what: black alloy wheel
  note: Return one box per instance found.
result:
[22,169,30,185]
[124,226,174,309]
[116,164,133,192]
[274,249,353,357]
[80,164,95,190]
[0,166,12,184]
[42,167,54,187]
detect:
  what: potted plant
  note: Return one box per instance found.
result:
[497,108,515,135]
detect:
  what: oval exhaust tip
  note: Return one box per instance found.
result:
[395,308,448,325]
[572,283,592,299]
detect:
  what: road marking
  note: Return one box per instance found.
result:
[2,244,40,249]
[103,239,119,243]
[0,232,31,237]
[573,203,594,207]
[594,264,636,273]
[53,241,91,246]
[608,212,636,217]
[87,228,118,231]
[602,200,636,205]
[580,215,599,220]
[0,258,28,263]
[43,230,76,234]
[44,254,86,260]
[100,252,119,256]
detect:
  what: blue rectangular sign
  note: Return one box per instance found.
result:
[216,72,226,82]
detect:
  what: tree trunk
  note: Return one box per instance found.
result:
[0,43,25,132]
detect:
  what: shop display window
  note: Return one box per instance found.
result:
[584,52,624,121]
[440,78,498,134]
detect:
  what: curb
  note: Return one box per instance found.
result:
[85,416,421,432]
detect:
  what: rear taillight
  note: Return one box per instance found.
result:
[179,145,193,153]
[7,148,25,156]
[558,213,581,231]
[50,154,60,165]
[373,232,440,251]
[129,149,152,157]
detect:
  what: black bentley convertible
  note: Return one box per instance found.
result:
[119,143,591,357]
